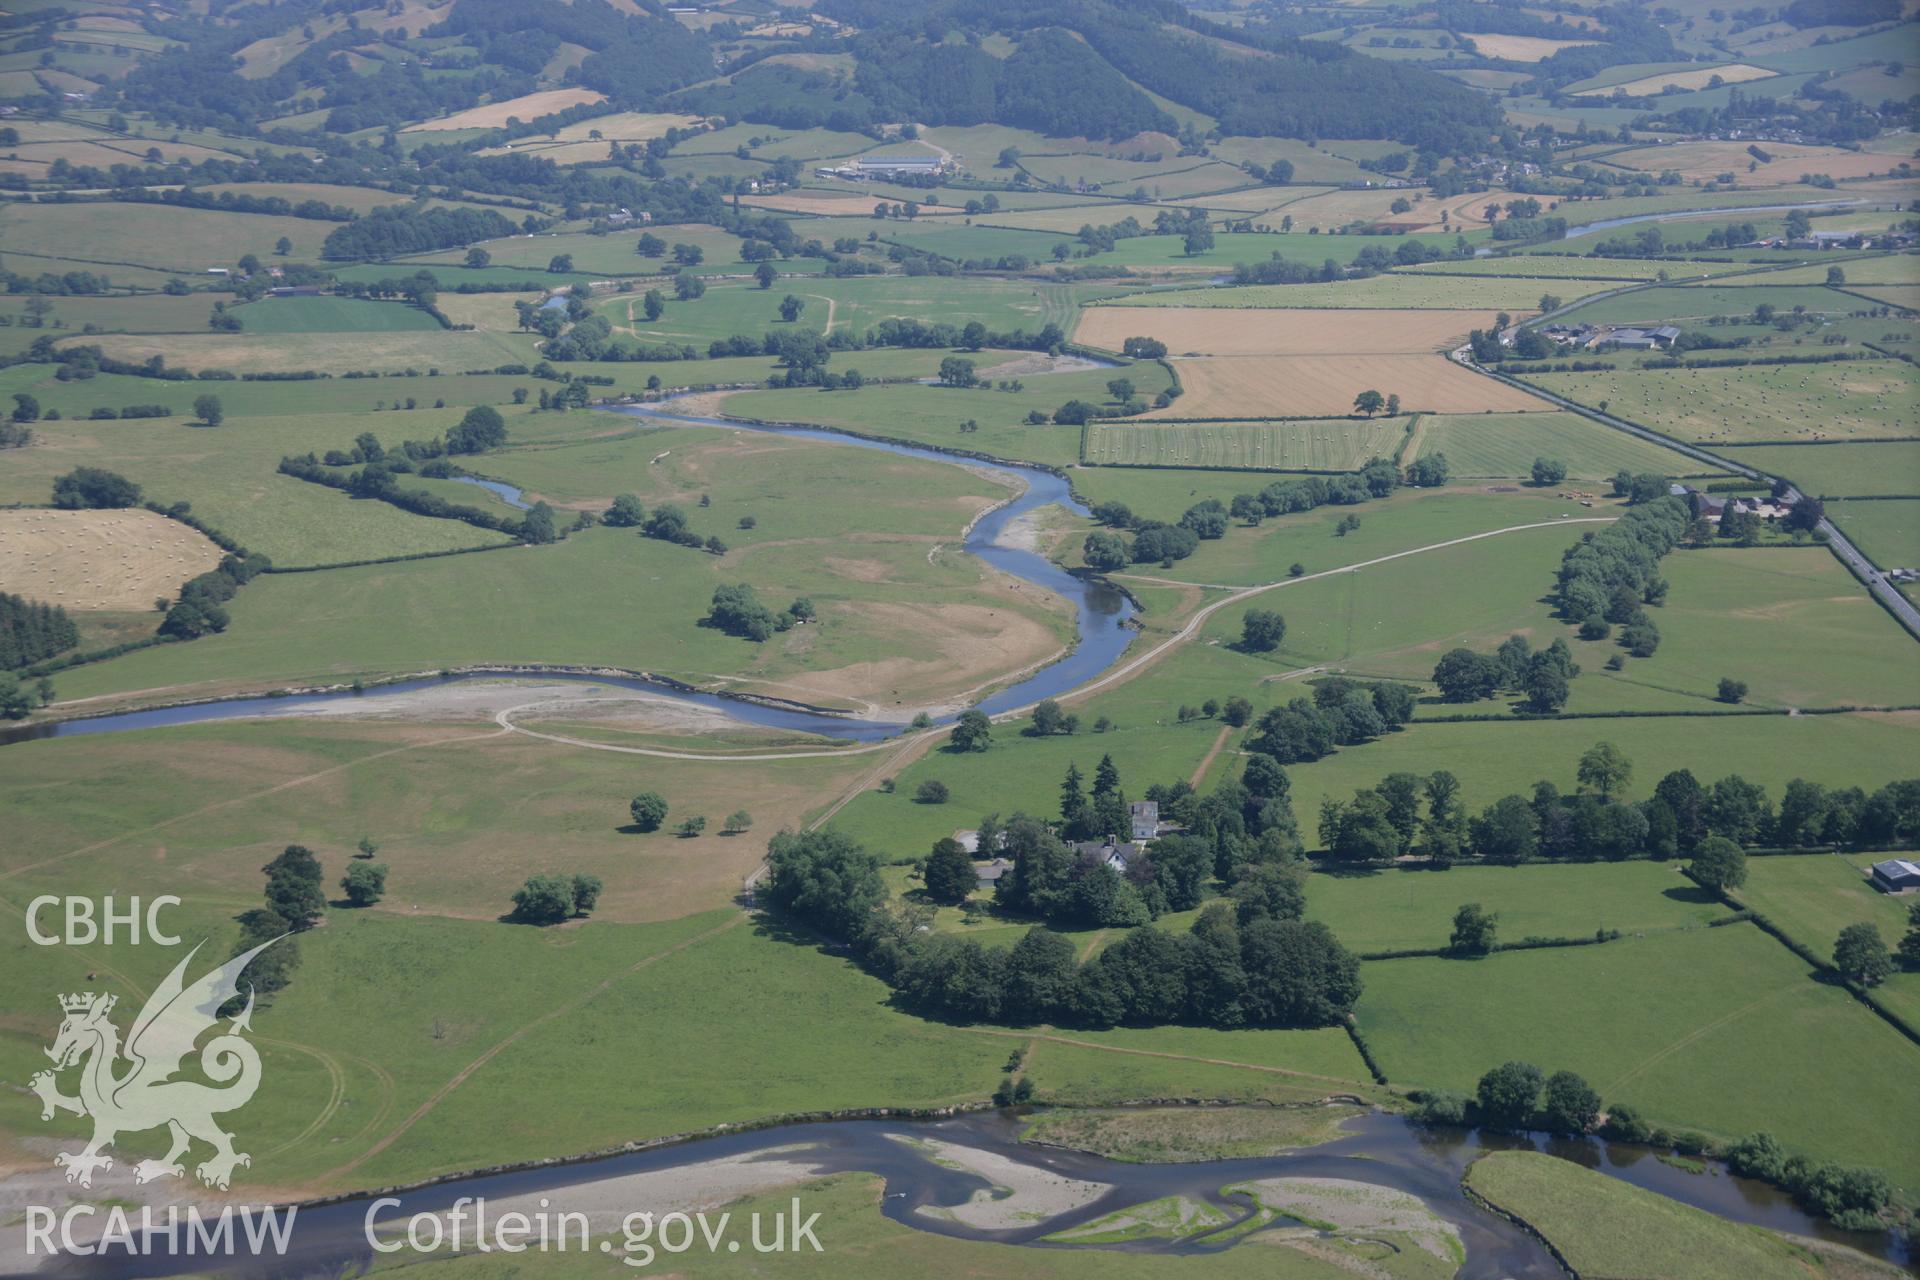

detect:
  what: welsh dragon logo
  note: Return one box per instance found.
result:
[30,938,280,1191]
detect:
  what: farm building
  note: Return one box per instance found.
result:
[817,154,952,181]
[974,858,1012,891]
[1130,801,1160,841]
[1869,858,1920,893]
[1074,839,1145,873]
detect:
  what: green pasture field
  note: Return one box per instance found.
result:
[1828,497,1920,569]
[721,363,1171,468]
[406,226,760,278]
[1091,233,1464,273]
[974,202,1167,233]
[1464,1152,1873,1280]
[327,262,597,288]
[1064,466,1338,522]
[599,274,1108,345]
[1553,202,1914,255]
[51,327,543,375]
[1281,712,1920,837]
[1518,361,1919,444]
[192,181,416,214]
[1637,547,1920,709]
[873,220,1077,263]
[1305,861,1729,954]
[1718,441,1920,496]
[1731,853,1920,1031]
[477,418,1008,547]
[1745,254,1920,287]
[1849,283,1920,310]
[0,715,874,928]
[1107,483,1581,588]
[1099,275,1600,310]
[1401,256,1758,282]
[1083,418,1410,472]
[0,366,566,419]
[1193,526,1729,718]
[628,344,997,391]
[0,291,217,334]
[673,123,876,160]
[1355,924,1920,1185]
[1751,25,1920,73]
[0,200,337,270]
[1558,283,1869,326]
[1206,139,1391,185]
[233,294,444,332]
[1034,1024,1377,1090]
[0,406,521,564]
[1412,411,1706,480]
[1186,500,1910,712]
[37,423,1064,706]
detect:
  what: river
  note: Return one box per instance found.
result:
[0,400,1134,748]
[36,1109,1908,1278]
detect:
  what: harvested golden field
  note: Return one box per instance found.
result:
[401,88,607,133]
[1605,138,1908,184]
[0,508,222,610]
[1578,63,1776,96]
[1464,33,1600,61]
[1156,355,1551,418]
[1075,306,1504,355]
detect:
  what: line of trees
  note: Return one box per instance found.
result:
[0,592,79,670]
[1311,745,1920,865]
[1084,462,1402,571]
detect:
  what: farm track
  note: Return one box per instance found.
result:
[317,913,747,1184]
[490,518,1617,764]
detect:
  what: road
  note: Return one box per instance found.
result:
[1456,348,1920,639]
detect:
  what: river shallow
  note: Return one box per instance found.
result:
[33,1109,1908,1278]
[0,400,1134,748]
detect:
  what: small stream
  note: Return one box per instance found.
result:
[0,399,1134,748]
[37,1110,1907,1279]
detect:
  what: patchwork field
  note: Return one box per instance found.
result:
[1082,418,1410,472]
[0,507,222,611]
[1075,307,1503,356]
[1161,354,1552,418]
[1731,853,1920,1030]
[1520,360,1920,443]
